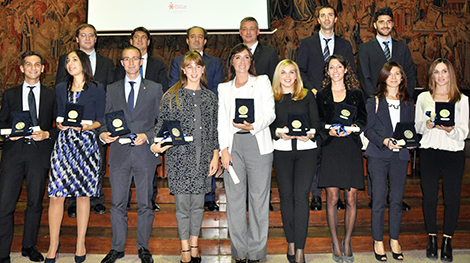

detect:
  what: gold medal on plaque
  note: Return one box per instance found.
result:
[292,120,302,129]
[68,110,78,119]
[404,130,413,139]
[172,128,181,137]
[15,122,25,130]
[113,119,123,128]
[239,105,248,115]
[341,109,351,117]
[440,109,450,118]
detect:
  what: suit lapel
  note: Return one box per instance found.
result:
[132,79,148,117]
[373,39,388,61]
[378,97,393,132]
[313,34,324,56]
[145,57,153,77]
[38,85,49,123]
[253,44,262,61]
[95,53,104,78]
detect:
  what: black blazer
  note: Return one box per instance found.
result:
[252,43,279,82]
[0,85,58,169]
[297,34,356,91]
[357,38,416,98]
[56,52,115,88]
[55,81,106,126]
[364,97,414,161]
[114,56,168,91]
[316,86,367,148]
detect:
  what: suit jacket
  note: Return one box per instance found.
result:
[218,75,275,155]
[56,52,115,88]
[364,96,414,160]
[168,53,223,94]
[316,86,367,149]
[252,43,279,82]
[55,81,106,125]
[358,38,416,98]
[297,34,356,91]
[0,85,58,169]
[114,56,168,91]
[101,78,163,168]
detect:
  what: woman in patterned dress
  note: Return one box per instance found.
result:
[151,51,219,263]
[46,50,105,262]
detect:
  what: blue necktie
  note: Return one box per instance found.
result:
[128,81,135,114]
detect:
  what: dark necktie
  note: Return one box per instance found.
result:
[140,57,144,77]
[323,38,331,61]
[128,81,135,114]
[28,86,38,126]
[383,41,391,61]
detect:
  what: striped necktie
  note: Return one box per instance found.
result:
[383,41,391,61]
[323,38,331,61]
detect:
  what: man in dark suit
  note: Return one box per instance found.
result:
[169,26,223,94]
[56,23,115,217]
[168,26,223,211]
[239,17,279,82]
[100,46,162,263]
[0,51,57,263]
[115,26,168,91]
[357,6,415,212]
[357,6,415,98]
[297,5,354,211]
[115,26,167,212]
[297,5,356,93]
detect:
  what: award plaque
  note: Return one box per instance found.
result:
[234,98,254,124]
[106,110,131,137]
[286,113,309,136]
[332,103,357,126]
[392,122,420,147]
[435,102,455,127]
[62,103,84,127]
[10,111,34,137]
[156,120,188,146]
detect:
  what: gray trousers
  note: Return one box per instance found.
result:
[174,194,205,240]
[109,159,156,251]
[224,134,273,260]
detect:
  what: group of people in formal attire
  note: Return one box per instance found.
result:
[0,5,467,263]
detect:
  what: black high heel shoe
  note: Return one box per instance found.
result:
[426,235,438,259]
[190,245,201,263]
[389,240,404,261]
[287,243,295,263]
[45,242,61,263]
[441,236,453,262]
[74,254,86,263]
[373,241,387,262]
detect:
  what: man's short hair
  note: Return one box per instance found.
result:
[131,26,150,39]
[186,26,208,40]
[318,5,337,18]
[122,45,142,59]
[374,7,393,21]
[240,17,258,30]
[76,23,97,37]
[21,51,43,66]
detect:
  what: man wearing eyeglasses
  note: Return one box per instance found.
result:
[55,23,115,218]
[100,45,163,263]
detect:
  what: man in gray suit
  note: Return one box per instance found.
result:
[100,46,163,263]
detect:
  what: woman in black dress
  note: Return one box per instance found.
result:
[270,59,321,263]
[317,54,366,263]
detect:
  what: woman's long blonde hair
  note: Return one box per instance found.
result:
[272,59,307,101]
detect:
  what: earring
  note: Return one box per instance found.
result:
[202,71,204,74]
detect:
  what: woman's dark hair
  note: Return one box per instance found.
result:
[224,43,257,82]
[66,49,95,90]
[321,54,360,90]
[374,61,411,103]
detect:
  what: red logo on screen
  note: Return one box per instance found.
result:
[169,2,186,10]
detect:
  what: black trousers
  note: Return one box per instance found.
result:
[273,148,317,249]
[420,148,465,236]
[0,143,49,258]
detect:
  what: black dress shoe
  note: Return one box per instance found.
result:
[204,201,219,211]
[401,201,411,211]
[127,202,130,210]
[21,246,44,262]
[152,201,161,212]
[68,205,77,218]
[93,204,107,215]
[248,260,259,263]
[101,249,124,263]
[269,202,274,211]
[0,256,11,263]
[441,236,453,262]
[138,247,154,263]
[235,259,246,263]
[310,196,322,211]
[426,235,438,259]
[336,199,345,210]
[368,199,373,210]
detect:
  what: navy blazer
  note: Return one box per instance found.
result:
[168,53,223,94]
[114,56,168,91]
[297,34,356,91]
[253,43,279,82]
[317,86,367,149]
[55,81,106,126]
[56,52,115,88]
[358,38,416,98]
[364,97,415,161]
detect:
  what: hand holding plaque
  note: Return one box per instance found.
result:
[234,98,254,124]
[332,103,357,126]
[106,110,131,137]
[155,120,191,146]
[9,111,34,137]
[392,122,420,147]
[62,103,84,127]
[286,113,309,136]
[435,102,455,127]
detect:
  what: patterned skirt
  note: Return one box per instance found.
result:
[48,129,101,197]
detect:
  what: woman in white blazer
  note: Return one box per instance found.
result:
[218,43,275,263]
